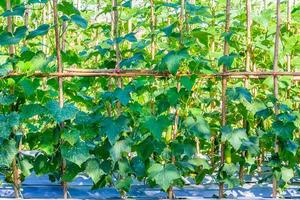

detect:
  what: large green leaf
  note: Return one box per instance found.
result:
[1,4,25,17]
[144,115,171,140]
[0,26,27,46]
[0,112,19,139]
[101,115,130,145]
[26,24,50,40]
[281,167,294,182]
[221,126,247,150]
[148,163,180,191]
[28,0,48,4]
[0,140,17,167]
[184,116,210,139]
[20,104,46,119]
[161,49,189,74]
[272,121,296,141]
[110,139,131,161]
[58,1,80,16]
[61,142,90,166]
[71,14,88,29]
[85,159,104,183]
[218,53,238,69]
[46,100,78,123]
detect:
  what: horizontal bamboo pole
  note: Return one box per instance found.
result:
[2,69,300,79]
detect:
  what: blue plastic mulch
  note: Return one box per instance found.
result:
[1,174,300,199]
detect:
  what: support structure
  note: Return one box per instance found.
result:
[219,0,230,198]
[272,0,281,197]
[52,0,67,199]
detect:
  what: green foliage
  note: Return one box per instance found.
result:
[0,0,300,197]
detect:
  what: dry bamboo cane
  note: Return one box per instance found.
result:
[112,0,122,112]
[287,0,291,98]
[209,0,216,167]
[150,0,156,60]
[52,0,67,199]
[239,0,252,183]
[6,0,20,197]
[168,1,185,199]
[219,0,230,198]
[272,0,281,198]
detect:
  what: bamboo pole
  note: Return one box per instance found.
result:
[219,0,231,198]
[239,0,252,183]
[4,70,300,79]
[52,0,67,199]
[150,0,156,60]
[286,0,292,98]
[6,0,20,197]
[272,0,281,197]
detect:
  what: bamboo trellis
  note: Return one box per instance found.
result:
[1,0,298,199]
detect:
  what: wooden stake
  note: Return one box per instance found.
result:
[53,0,67,198]
[220,0,231,198]
[6,0,20,197]
[272,0,280,198]
[150,0,156,60]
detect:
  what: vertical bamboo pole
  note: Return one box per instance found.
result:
[286,0,292,99]
[168,1,185,199]
[112,0,122,88]
[287,0,291,77]
[7,0,14,57]
[239,0,252,183]
[42,5,47,53]
[219,0,230,198]
[209,0,216,166]
[53,0,67,199]
[150,0,156,60]
[272,0,281,198]
[6,0,20,197]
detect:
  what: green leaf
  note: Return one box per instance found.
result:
[28,0,48,4]
[144,115,171,140]
[110,139,131,161]
[26,24,50,40]
[218,53,238,68]
[58,0,79,16]
[85,159,104,183]
[180,76,195,91]
[285,140,298,156]
[20,159,33,177]
[188,158,210,169]
[101,115,130,145]
[71,14,88,29]
[0,112,19,139]
[1,4,25,17]
[191,29,210,47]
[46,100,78,123]
[0,140,17,167]
[122,0,132,8]
[184,116,210,139]
[161,49,189,74]
[0,26,27,46]
[221,126,247,150]
[114,87,131,105]
[272,121,296,141]
[61,142,90,166]
[281,167,293,182]
[124,33,137,42]
[62,129,80,146]
[119,53,144,68]
[20,104,46,119]
[0,94,17,106]
[148,163,180,191]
